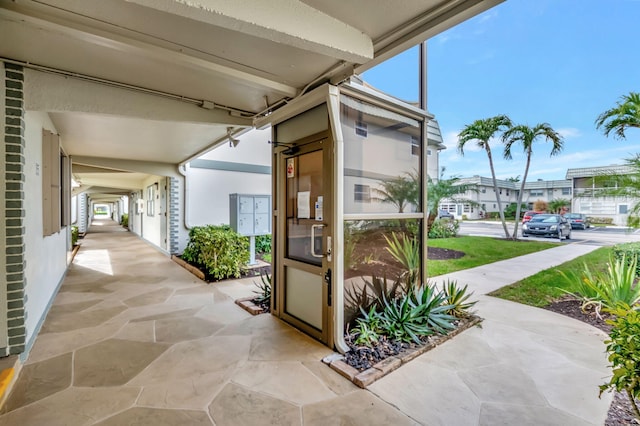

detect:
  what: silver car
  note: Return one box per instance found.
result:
[522,214,572,240]
[564,213,591,230]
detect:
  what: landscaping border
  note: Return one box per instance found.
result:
[235,297,266,315]
[171,255,205,281]
[324,315,483,388]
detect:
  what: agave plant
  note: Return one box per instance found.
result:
[252,271,272,304]
[559,254,640,317]
[380,294,432,344]
[558,266,603,315]
[441,280,477,318]
[409,284,456,335]
[385,232,420,280]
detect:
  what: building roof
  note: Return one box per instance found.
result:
[456,176,571,190]
[427,119,445,150]
[565,164,635,179]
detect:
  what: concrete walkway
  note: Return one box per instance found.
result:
[0,220,612,425]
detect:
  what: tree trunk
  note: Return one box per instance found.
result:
[486,146,510,238]
[512,151,532,239]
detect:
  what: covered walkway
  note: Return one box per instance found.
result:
[0,221,611,425]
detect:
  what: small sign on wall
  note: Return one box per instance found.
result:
[286,158,295,178]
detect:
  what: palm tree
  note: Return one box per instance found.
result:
[372,172,419,213]
[458,115,513,238]
[595,92,640,139]
[502,123,564,239]
[548,198,571,214]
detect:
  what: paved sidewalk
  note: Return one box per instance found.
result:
[0,222,612,425]
[370,243,610,425]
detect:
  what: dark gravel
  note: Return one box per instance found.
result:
[343,335,408,371]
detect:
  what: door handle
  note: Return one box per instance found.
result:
[310,224,324,258]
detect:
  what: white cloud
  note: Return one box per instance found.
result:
[442,131,459,150]
[477,9,498,23]
[557,128,581,139]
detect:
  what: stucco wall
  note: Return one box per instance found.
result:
[23,111,69,344]
[188,168,271,226]
[188,128,272,227]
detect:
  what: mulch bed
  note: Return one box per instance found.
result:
[544,296,639,425]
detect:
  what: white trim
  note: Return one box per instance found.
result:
[327,85,349,354]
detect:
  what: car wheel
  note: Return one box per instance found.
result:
[522,233,528,237]
[566,229,571,240]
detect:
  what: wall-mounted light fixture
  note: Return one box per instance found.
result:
[227,127,240,147]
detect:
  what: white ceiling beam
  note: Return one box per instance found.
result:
[0,5,298,97]
[73,156,181,177]
[24,69,252,125]
[126,0,373,63]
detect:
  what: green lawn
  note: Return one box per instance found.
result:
[489,246,612,307]
[427,236,559,277]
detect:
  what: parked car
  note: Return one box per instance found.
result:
[522,210,543,223]
[521,214,572,240]
[564,213,591,230]
[438,209,454,220]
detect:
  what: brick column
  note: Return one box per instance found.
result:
[4,63,26,356]
[169,177,179,254]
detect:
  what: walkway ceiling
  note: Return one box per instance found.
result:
[0,0,503,194]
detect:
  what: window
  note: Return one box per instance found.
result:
[146,184,155,216]
[530,189,543,196]
[410,135,420,156]
[355,120,367,137]
[481,188,486,193]
[354,184,370,202]
[562,187,572,195]
[427,149,432,156]
[619,205,628,214]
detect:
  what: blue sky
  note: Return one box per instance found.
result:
[362,0,640,181]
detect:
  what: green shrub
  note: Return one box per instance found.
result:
[182,225,249,280]
[504,203,526,220]
[353,306,383,346]
[589,216,614,225]
[254,234,272,254]
[120,213,129,228]
[600,304,640,420]
[71,226,79,246]
[613,242,640,276]
[428,219,459,239]
[559,254,640,314]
